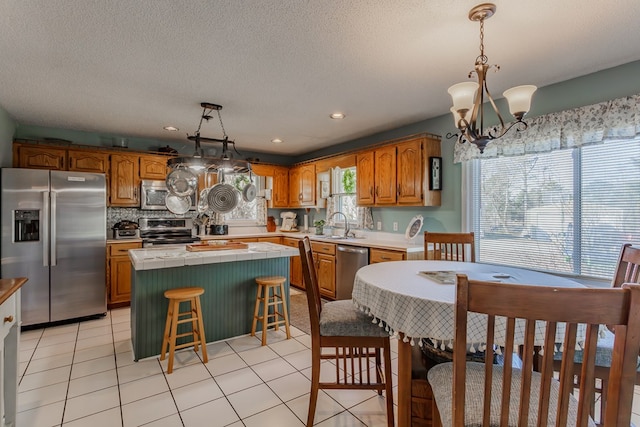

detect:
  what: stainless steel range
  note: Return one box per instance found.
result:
[139,217,199,247]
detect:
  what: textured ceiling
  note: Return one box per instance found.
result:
[1,1,640,156]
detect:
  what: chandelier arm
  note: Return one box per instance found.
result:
[482,78,506,131]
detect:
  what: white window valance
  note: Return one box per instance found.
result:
[454,93,640,163]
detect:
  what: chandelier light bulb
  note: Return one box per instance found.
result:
[503,85,537,120]
[448,82,479,114]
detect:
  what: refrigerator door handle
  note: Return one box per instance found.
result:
[50,191,57,266]
[42,191,50,267]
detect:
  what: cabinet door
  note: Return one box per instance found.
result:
[282,238,303,288]
[356,151,375,205]
[68,150,109,173]
[315,253,336,299]
[140,155,170,180]
[374,145,396,205]
[369,248,406,264]
[288,166,301,207]
[110,154,140,206]
[16,145,66,170]
[272,166,289,208]
[396,139,423,204]
[299,164,316,206]
[109,256,133,304]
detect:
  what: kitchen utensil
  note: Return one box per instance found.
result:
[165,193,191,214]
[197,188,209,213]
[165,168,197,197]
[242,183,257,202]
[207,183,238,214]
[113,220,138,230]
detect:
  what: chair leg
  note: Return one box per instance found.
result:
[383,342,395,427]
[194,295,208,363]
[307,346,321,427]
[251,284,263,337]
[261,286,269,346]
[160,299,173,361]
[189,298,199,353]
[167,299,180,374]
[375,348,382,395]
[279,282,291,339]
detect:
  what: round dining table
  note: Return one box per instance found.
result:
[352,260,584,427]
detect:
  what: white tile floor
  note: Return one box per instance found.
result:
[17,307,640,427]
[17,307,399,427]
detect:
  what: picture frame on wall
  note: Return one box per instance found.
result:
[429,156,442,190]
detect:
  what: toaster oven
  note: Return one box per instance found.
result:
[141,180,196,211]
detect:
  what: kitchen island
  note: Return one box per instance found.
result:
[128,242,298,360]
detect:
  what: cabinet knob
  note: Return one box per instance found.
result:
[4,315,14,323]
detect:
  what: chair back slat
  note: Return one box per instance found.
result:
[612,243,640,287]
[451,274,640,427]
[424,231,475,262]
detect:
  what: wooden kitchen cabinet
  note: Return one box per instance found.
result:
[110,153,140,206]
[356,151,375,205]
[272,166,289,208]
[373,145,397,205]
[68,149,109,173]
[282,237,303,288]
[311,241,336,299]
[139,154,170,180]
[369,248,406,264]
[107,241,142,307]
[257,236,282,244]
[289,163,315,207]
[356,134,441,207]
[14,144,67,170]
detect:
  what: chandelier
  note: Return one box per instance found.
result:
[447,3,537,153]
[167,102,252,173]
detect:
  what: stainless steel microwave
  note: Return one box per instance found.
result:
[140,180,196,211]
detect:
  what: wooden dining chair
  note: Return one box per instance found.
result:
[428,274,640,427]
[298,237,394,427]
[552,243,640,425]
[424,231,475,262]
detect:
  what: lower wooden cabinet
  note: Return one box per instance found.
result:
[257,236,282,244]
[370,247,407,264]
[311,242,336,299]
[107,241,142,307]
[282,237,303,288]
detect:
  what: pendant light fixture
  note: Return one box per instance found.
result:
[167,103,252,174]
[447,3,537,153]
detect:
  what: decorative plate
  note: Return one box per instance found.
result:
[405,215,424,240]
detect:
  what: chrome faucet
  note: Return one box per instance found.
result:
[328,211,350,238]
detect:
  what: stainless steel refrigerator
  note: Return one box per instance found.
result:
[1,168,107,326]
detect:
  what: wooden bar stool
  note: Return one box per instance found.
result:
[251,276,291,345]
[160,287,208,374]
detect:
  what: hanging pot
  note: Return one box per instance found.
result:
[165,168,197,197]
[197,188,209,213]
[165,193,191,214]
[207,183,238,214]
[242,183,257,202]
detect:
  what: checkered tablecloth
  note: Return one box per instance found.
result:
[352,260,585,349]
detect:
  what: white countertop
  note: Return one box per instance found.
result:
[199,230,426,253]
[129,242,298,271]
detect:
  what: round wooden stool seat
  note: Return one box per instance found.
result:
[251,276,291,345]
[164,287,205,299]
[160,286,208,374]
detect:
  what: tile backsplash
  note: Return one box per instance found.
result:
[107,208,194,230]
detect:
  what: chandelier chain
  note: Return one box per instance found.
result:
[217,109,228,139]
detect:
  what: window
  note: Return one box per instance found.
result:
[471,139,640,279]
[221,173,260,224]
[332,167,357,224]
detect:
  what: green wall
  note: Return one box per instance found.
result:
[297,60,640,234]
[0,105,16,167]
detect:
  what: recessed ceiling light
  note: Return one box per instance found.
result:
[329,112,345,119]
[271,138,283,144]
[163,126,179,131]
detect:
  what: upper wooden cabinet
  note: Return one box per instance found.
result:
[139,154,170,180]
[14,145,67,170]
[356,134,441,207]
[289,163,315,207]
[110,154,140,206]
[272,166,289,208]
[68,150,109,173]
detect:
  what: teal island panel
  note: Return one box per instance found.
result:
[131,257,290,360]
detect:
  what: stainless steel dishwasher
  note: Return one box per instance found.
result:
[336,245,369,300]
